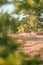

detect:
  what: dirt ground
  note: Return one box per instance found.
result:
[8,33,43,59]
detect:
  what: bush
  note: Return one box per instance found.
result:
[0,36,20,58]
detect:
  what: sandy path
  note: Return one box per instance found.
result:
[8,33,43,57]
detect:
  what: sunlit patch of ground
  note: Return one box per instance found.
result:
[8,32,43,60]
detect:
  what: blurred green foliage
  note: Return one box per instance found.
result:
[0,36,20,58]
[0,0,7,5]
[0,13,20,58]
[0,53,41,65]
[14,0,43,32]
[0,0,43,65]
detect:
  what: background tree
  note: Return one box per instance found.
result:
[14,0,43,32]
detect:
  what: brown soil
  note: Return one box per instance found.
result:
[8,33,43,60]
